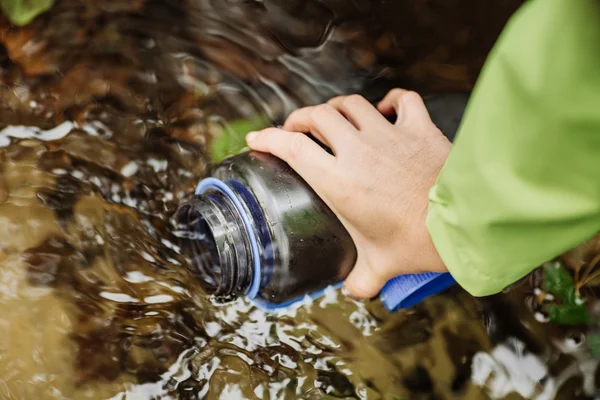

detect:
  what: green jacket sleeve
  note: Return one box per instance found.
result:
[426,0,600,296]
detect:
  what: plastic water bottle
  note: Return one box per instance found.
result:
[173,92,468,311]
[174,151,455,312]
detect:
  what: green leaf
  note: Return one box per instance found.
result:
[588,333,600,358]
[546,304,592,325]
[543,261,593,325]
[209,115,269,163]
[543,261,577,304]
[1,0,54,26]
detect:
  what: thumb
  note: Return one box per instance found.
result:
[344,255,388,300]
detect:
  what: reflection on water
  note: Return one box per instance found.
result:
[1,0,597,399]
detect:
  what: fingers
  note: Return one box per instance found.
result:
[327,94,388,130]
[377,88,410,117]
[283,104,357,152]
[246,128,335,194]
[344,254,389,299]
[377,89,432,127]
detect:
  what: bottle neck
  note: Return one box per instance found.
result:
[174,190,254,299]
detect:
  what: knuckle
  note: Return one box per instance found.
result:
[403,90,423,104]
[288,132,307,161]
[327,96,344,105]
[343,94,367,108]
[310,104,334,120]
[285,109,303,124]
[384,88,405,102]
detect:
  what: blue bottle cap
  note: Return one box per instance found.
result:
[379,272,456,312]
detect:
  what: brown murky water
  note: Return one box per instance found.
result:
[1,1,599,399]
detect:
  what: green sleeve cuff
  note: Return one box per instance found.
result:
[426,189,533,297]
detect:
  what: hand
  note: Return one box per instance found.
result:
[246,89,451,299]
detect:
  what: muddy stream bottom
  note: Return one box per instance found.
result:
[0,1,598,399]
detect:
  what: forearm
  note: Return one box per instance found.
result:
[426,0,600,296]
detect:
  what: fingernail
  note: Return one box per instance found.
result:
[246,131,257,142]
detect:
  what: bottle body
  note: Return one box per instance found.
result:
[174,151,356,309]
[212,151,356,305]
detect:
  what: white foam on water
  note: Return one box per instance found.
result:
[144,294,174,304]
[81,120,111,137]
[124,271,154,283]
[0,121,75,147]
[120,161,139,177]
[147,158,168,172]
[0,120,115,147]
[99,291,139,303]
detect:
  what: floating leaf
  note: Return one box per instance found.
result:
[0,0,54,26]
[209,115,269,163]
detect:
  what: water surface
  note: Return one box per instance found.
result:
[1,1,597,399]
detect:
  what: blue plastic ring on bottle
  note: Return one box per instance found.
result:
[195,177,262,299]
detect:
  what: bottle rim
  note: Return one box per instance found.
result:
[173,200,226,292]
[195,177,262,299]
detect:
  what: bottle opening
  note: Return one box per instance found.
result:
[172,192,253,300]
[173,202,222,291]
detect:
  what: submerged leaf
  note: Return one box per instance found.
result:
[544,261,580,304]
[0,0,54,26]
[209,116,269,163]
[543,261,593,325]
[588,333,600,358]
[546,304,592,325]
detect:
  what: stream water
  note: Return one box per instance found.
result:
[1,1,598,399]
